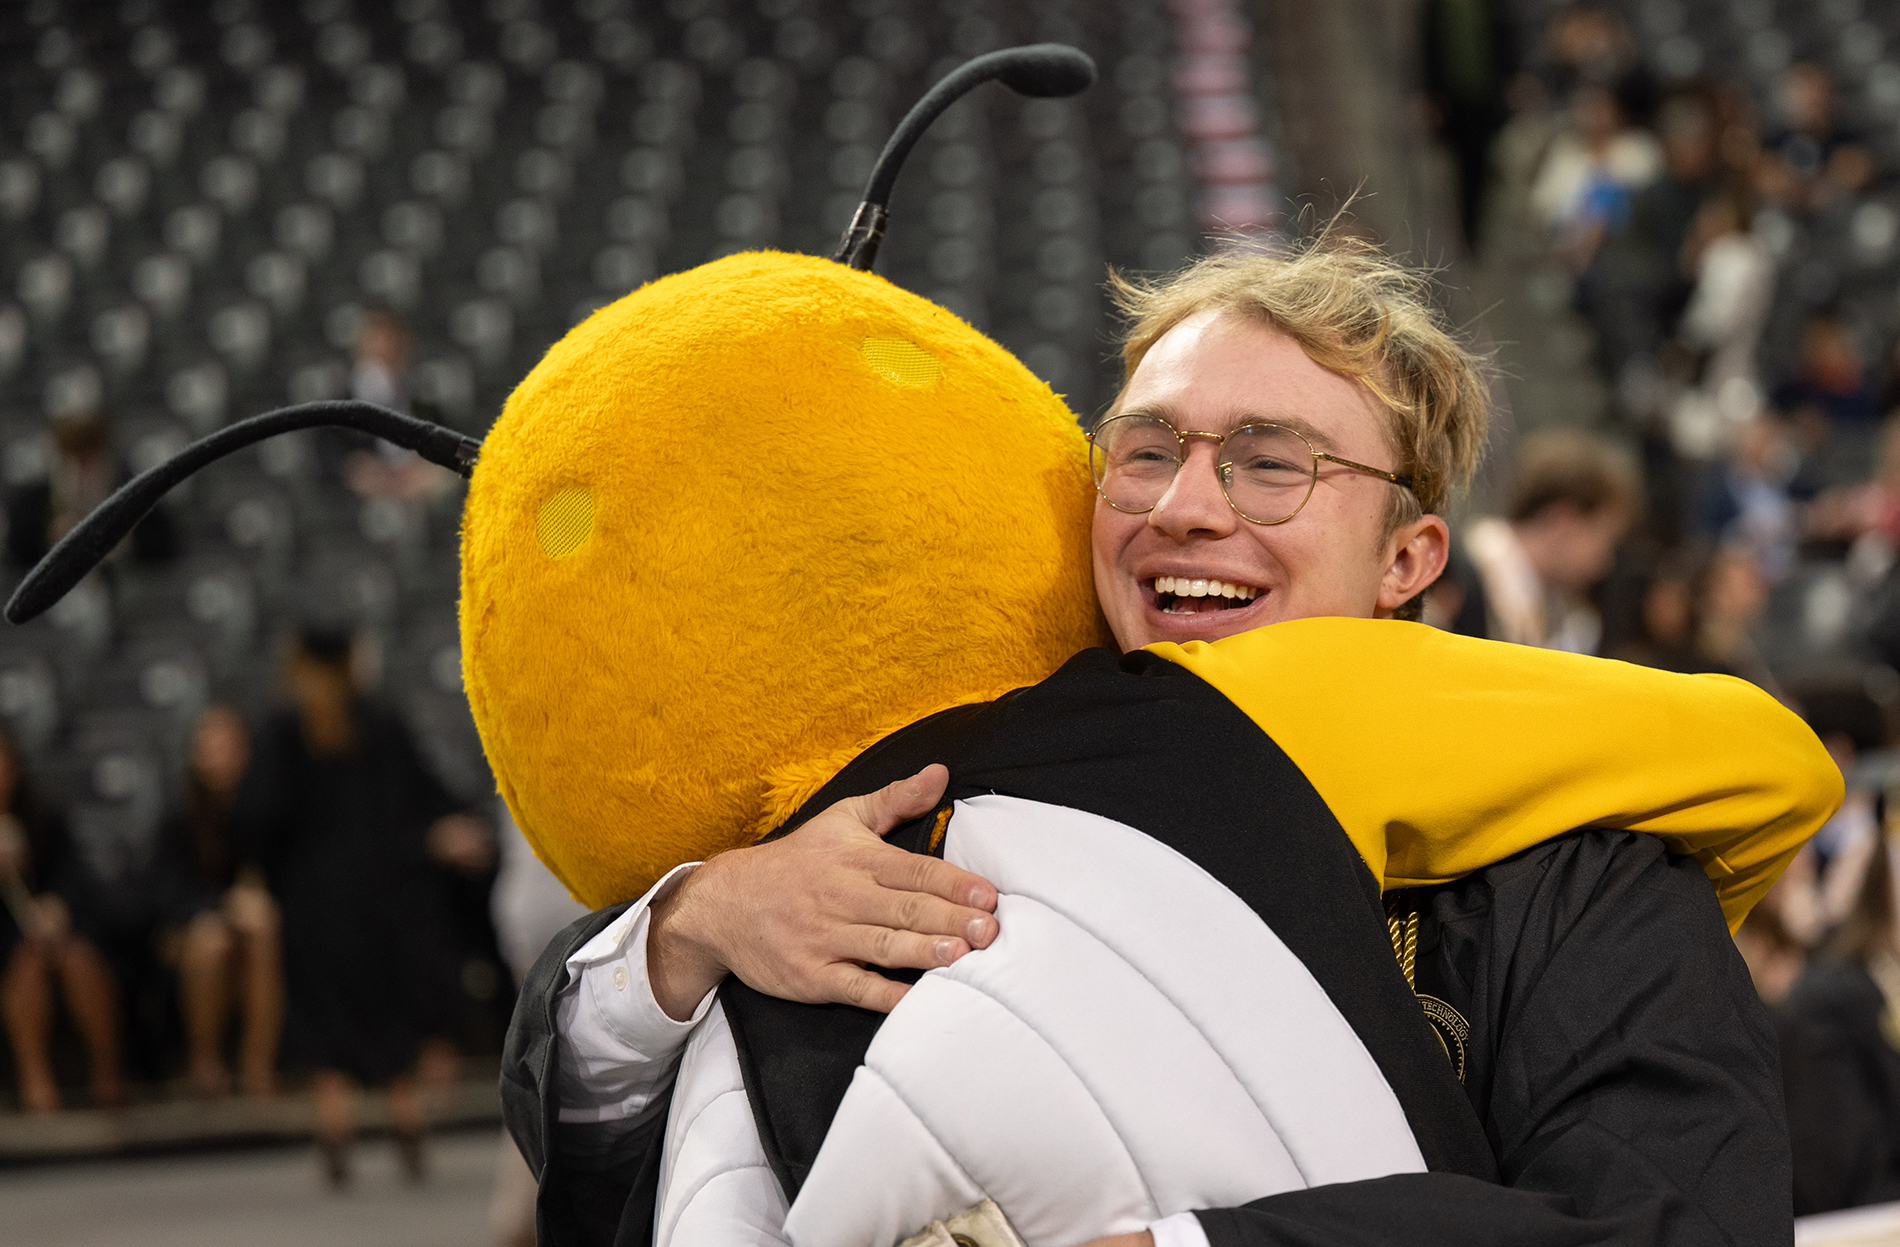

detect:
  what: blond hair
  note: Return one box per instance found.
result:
[1107,237,1492,529]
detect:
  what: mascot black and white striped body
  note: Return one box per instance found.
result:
[651,648,1493,1246]
[508,641,1799,1247]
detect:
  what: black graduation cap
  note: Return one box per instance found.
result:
[5,43,1095,627]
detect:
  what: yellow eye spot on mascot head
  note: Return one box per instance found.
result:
[6,45,1107,909]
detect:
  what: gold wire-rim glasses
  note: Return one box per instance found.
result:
[1087,413,1418,526]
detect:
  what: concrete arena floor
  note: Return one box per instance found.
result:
[0,1127,504,1247]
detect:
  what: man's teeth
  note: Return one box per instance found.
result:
[1153,576,1258,601]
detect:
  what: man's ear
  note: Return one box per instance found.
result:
[1376,514,1450,614]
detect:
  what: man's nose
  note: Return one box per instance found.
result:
[1148,442,1238,540]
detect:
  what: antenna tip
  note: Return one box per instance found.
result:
[996,44,1096,98]
[5,580,44,625]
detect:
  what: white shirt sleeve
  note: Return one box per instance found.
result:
[1147,1209,1213,1247]
[553,862,720,1125]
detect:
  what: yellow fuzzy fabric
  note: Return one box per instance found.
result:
[460,252,1106,908]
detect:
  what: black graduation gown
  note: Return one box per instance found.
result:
[501,648,1791,1247]
[233,702,462,1083]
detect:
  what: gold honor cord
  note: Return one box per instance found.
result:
[1384,892,1421,990]
[1385,891,1469,1083]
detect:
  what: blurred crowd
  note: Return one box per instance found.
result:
[0,309,515,1191]
[1425,2,1900,677]
[0,629,505,1179]
[1418,0,1900,1219]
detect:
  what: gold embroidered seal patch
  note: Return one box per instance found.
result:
[1418,993,1470,1083]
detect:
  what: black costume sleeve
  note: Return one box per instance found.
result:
[501,901,678,1247]
[1195,830,1792,1247]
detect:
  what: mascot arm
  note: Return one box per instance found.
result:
[1155,617,1843,933]
[1191,829,1786,1247]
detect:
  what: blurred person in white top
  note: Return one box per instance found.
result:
[1461,429,1635,653]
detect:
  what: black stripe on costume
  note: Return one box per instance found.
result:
[723,646,1498,1199]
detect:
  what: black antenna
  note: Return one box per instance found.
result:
[6,400,480,625]
[834,43,1096,272]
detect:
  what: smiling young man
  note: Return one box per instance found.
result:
[1091,317,1443,645]
[505,244,1835,1247]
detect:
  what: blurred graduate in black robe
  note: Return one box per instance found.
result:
[234,626,493,1186]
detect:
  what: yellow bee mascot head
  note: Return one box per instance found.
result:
[463,248,1101,904]
[7,46,1106,908]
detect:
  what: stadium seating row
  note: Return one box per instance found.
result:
[0,0,1258,812]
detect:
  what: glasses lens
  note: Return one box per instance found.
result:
[1091,416,1181,512]
[1219,425,1316,523]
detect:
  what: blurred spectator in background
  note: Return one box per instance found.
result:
[1780,823,1900,1215]
[0,727,122,1112]
[1806,416,1900,546]
[1664,187,1774,462]
[1778,311,1878,425]
[1708,82,1765,186]
[1761,63,1871,217]
[1693,418,1799,581]
[1476,2,1638,243]
[1776,685,1887,950]
[487,805,584,1039]
[1695,543,1777,689]
[56,712,264,1107]
[1636,91,1720,278]
[1460,429,1637,651]
[1579,88,1721,382]
[1734,894,1806,1007]
[5,408,178,570]
[235,626,492,1188]
[1610,542,1774,689]
[1541,3,1638,98]
[1611,545,1713,672]
[350,309,409,416]
[343,310,453,503]
[1774,314,1880,489]
[1419,0,1516,250]
[1530,81,1661,275]
[1829,422,1900,677]
[161,704,281,1099]
[486,803,585,1247]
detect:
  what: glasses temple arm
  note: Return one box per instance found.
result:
[1313,451,1414,489]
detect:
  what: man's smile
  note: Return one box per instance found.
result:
[1151,574,1261,614]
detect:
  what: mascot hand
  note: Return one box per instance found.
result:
[647,764,999,1018]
